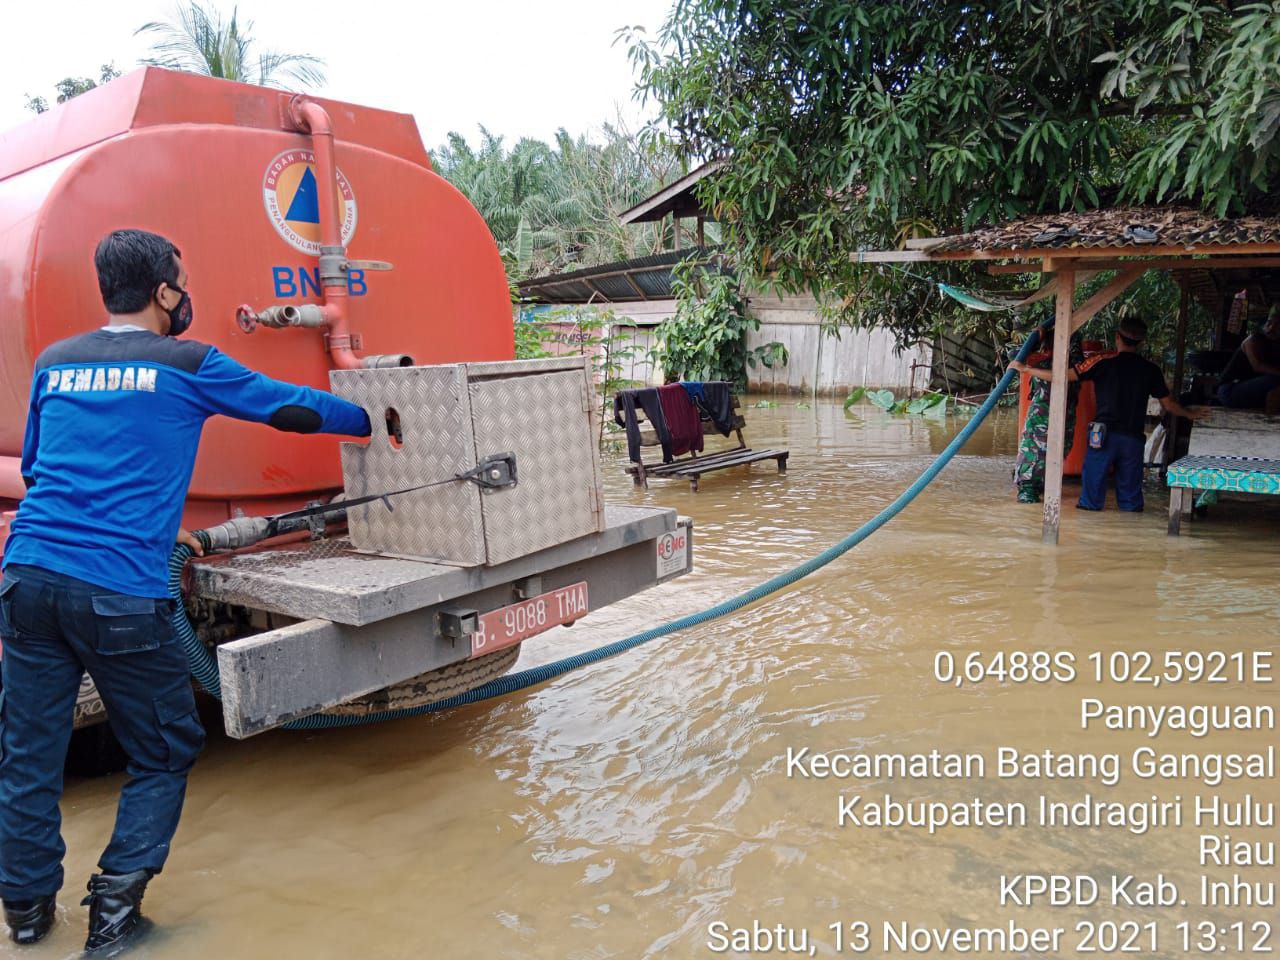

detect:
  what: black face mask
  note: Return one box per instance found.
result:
[161,284,194,337]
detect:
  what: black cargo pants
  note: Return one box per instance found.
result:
[0,563,204,901]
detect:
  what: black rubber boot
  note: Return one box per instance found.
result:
[81,871,152,955]
[3,896,56,945]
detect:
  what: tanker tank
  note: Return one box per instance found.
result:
[0,67,514,535]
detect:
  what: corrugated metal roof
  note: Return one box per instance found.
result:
[517,247,728,304]
[923,206,1280,254]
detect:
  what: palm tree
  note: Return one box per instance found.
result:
[433,128,563,277]
[137,3,325,88]
[432,123,683,279]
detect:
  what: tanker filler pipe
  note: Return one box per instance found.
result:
[288,95,362,371]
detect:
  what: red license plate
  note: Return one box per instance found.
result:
[470,581,589,658]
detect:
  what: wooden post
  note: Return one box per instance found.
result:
[1068,268,1146,332]
[1165,282,1191,471]
[1172,282,1190,395]
[1167,486,1185,535]
[697,215,706,247]
[1042,267,1076,543]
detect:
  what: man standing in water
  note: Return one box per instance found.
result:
[1013,317,1205,512]
[0,230,370,952]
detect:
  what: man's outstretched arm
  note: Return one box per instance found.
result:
[1159,394,1209,421]
[187,348,372,437]
[1009,360,1079,383]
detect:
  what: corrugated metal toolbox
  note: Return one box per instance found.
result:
[330,356,605,566]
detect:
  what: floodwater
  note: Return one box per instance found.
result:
[10,400,1279,959]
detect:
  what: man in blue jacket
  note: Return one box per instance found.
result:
[0,229,371,951]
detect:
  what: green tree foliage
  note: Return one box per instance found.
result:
[624,1,1280,348]
[655,257,788,387]
[25,64,121,114]
[138,2,325,88]
[432,122,683,279]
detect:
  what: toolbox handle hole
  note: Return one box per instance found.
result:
[385,407,403,449]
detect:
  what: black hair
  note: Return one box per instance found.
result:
[1116,317,1147,346]
[94,229,182,314]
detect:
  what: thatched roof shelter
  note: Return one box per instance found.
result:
[861,205,1280,543]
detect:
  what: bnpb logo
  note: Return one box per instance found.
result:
[263,149,357,255]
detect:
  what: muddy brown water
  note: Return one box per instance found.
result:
[9,400,1278,959]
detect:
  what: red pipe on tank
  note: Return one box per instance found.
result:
[288,96,362,370]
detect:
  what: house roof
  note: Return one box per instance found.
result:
[921,206,1280,255]
[517,247,725,303]
[617,159,724,224]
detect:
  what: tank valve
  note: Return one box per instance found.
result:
[236,304,325,333]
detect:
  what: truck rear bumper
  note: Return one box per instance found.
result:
[193,505,692,737]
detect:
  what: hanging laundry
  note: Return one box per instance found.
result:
[696,381,736,436]
[614,388,673,463]
[657,383,704,457]
[678,381,706,404]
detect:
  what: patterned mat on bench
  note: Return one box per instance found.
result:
[1166,455,1280,495]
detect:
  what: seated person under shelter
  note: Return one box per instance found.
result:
[1217,305,1280,413]
[1012,318,1205,513]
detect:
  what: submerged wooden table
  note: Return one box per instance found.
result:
[1166,409,1280,535]
[1166,455,1280,534]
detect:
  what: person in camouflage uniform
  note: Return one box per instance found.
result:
[1014,328,1084,503]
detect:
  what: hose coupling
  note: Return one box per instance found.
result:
[195,516,272,552]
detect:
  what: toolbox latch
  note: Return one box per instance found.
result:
[458,452,518,492]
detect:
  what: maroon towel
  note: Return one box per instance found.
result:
[657,383,704,457]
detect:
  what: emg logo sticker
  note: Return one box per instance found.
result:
[656,530,689,578]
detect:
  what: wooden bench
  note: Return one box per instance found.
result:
[622,395,789,492]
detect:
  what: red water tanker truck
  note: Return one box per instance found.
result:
[0,69,691,745]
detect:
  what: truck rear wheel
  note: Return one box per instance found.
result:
[320,644,522,718]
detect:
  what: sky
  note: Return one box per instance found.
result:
[1,0,675,147]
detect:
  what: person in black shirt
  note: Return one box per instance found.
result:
[1217,306,1280,411]
[1013,318,1205,512]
